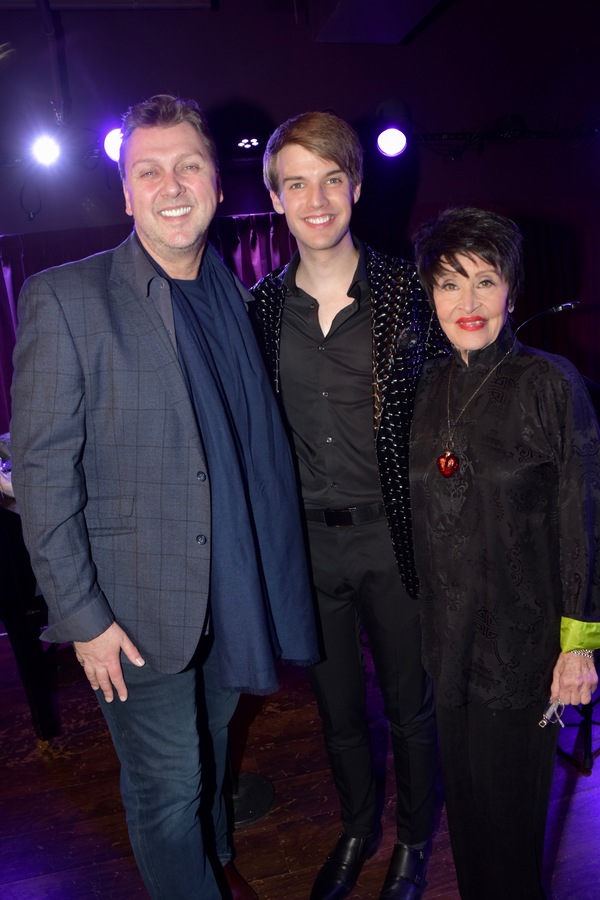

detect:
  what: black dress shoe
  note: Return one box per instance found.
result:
[310,824,383,900]
[379,840,432,899]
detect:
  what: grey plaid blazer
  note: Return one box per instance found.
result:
[11,234,211,673]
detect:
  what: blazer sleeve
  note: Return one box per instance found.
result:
[11,270,114,642]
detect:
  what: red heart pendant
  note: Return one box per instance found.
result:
[437,451,460,478]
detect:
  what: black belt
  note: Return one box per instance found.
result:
[304,501,386,527]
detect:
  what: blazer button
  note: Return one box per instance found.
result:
[196,534,207,545]
[197,471,207,481]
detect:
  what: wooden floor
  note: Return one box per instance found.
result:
[1,628,599,900]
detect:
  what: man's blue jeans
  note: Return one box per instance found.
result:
[98,636,239,899]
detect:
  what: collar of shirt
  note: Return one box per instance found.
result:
[281,237,371,306]
[131,230,162,297]
[130,232,177,349]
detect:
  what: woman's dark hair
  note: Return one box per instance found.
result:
[118,94,219,178]
[413,207,524,307]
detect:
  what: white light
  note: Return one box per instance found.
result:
[237,137,260,150]
[31,135,60,166]
[104,128,123,162]
[376,127,408,157]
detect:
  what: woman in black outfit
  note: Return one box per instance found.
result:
[410,207,600,899]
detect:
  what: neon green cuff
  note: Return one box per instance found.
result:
[560,617,600,652]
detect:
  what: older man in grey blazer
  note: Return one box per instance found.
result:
[11,94,318,900]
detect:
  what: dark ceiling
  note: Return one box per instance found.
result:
[0,0,598,233]
[0,0,442,45]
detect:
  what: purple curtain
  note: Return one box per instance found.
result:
[0,214,295,433]
[211,213,296,287]
[0,245,19,436]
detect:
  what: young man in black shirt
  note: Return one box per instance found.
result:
[250,111,447,900]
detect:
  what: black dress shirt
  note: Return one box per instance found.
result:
[278,248,382,509]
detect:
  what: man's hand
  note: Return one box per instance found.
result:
[550,651,597,706]
[74,622,145,703]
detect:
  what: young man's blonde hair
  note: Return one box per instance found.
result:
[263,111,363,194]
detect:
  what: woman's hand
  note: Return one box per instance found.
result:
[550,651,598,705]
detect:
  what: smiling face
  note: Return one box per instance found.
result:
[122,121,223,279]
[269,143,361,258]
[433,253,513,363]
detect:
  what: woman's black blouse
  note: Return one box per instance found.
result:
[409,324,600,710]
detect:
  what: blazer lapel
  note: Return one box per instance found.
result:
[108,241,204,456]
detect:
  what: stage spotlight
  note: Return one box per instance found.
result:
[375,100,411,158]
[376,127,408,157]
[237,137,260,150]
[104,128,123,162]
[31,135,60,166]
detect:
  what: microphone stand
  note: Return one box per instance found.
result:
[514,301,581,336]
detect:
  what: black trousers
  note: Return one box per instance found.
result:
[307,517,437,843]
[436,701,559,900]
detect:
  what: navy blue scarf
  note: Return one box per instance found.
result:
[150,243,317,693]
